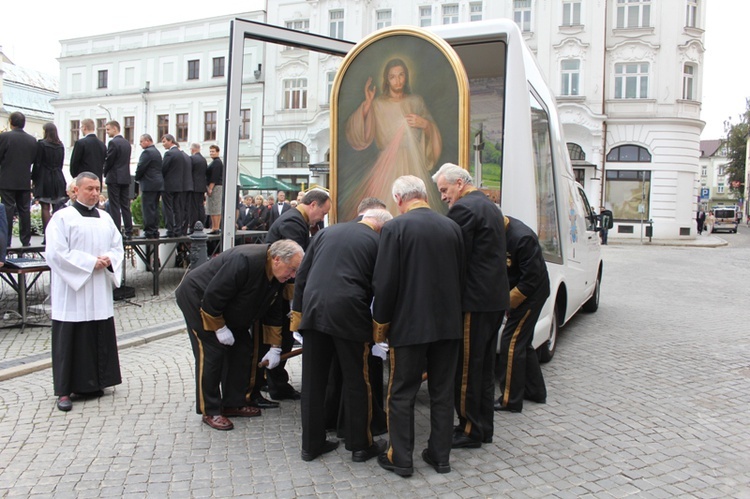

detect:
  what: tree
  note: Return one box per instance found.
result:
[724,99,750,197]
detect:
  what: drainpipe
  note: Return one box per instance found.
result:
[599,0,609,209]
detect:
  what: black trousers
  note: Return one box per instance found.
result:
[141,191,161,238]
[454,311,504,442]
[162,191,184,237]
[385,339,459,468]
[265,299,297,397]
[497,295,547,411]
[106,183,133,235]
[301,329,373,453]
[0,189,31,246]
[187,192,205,233]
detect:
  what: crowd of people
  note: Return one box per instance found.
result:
[174,164,552,477]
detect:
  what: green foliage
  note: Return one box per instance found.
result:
[12,210,43,237]
[130,195,165,229]
[724,99,750,197]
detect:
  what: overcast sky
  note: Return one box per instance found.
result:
[3,1,746,140]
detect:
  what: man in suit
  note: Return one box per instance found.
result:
[134,134,163,239]
[0,112,39,246]
[188,143,207,233]
[178,146,194,236]
[69,118,106,181]
[269,190,291,225]
[373,175,464,477]
[238,195,258,230]
[103,120,133,239]
[161,134,185,237]
[432,163,509,449]
[291,208,392,463]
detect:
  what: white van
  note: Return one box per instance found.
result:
[223,18,602,362]
[711,206,738,233]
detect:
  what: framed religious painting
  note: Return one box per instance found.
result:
[330,26,470,222]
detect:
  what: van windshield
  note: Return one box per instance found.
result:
[714,209,735,219]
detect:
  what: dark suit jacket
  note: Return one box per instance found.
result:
[447,189,510,312]
[506,216,550,305]
[265,206,311,250]
[292,222,379,342]
[180,150,193,193]
[0,128,38,190]
[69,133,106,180]
[191,153,207,192]
[162,146,184,193]
[103,135,132,185]
[269,202,292,224]
[135,145,164,192]
[372,205,464,347]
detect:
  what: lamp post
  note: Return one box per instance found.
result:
[97,103,112,121]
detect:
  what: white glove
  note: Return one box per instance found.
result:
[293,331,304,346]
[262,347,282,369]
[215,326,235,346]
[371,342,389,361]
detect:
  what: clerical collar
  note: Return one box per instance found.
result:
[73,200,100,218]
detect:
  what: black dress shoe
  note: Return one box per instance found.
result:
[494,399,522,413]
[249,396,279,409]
[451,433,482,449]
[301,439,339,462]
[270,389,301,401]
[482,436,493,444]
[421,449,450,473]
[352,440,386,463]
[56,396,72,412]
[377,453,413,477]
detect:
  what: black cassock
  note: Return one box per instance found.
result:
[372,203,464,470]
[52,202,121,396]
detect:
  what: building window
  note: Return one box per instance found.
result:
[96,118,107,142]
[561,59,580,96]
[278,141,310,169]
[606,144,652,162]
[376,10,392,29]
[188,60,200,80]
[286,19,310,31]
[574,168,586,188]
[239,109,251,140]
[616,0,651,29]
[157,114,169,140]
[176,113,189,142]
[514,0,532,32]
[442,4,459,24]
[204,111,217,141]
[682,64,695,100]
[470,2,483,22]
[212,57,225,77]
[605,170,651,220]
[329,10,344,39]
[419,6,432,27]
[686,0,698,28]
[701,165,707,177]
[97,70,108,89]
[123,116,135,144]
[70,120,80,146]
[567,143,586,161]
[284,79,308,109]
[717,165,724,176]
[562,0,582,26]
[614,62,649,99]
[717,183,725,194]
[326,71,336,104]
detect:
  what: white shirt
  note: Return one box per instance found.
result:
[46,205,124,322]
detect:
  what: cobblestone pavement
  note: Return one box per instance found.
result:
[1,230,749,497]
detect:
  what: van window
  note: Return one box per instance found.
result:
[530,92,562,263]
[578,187,597,231]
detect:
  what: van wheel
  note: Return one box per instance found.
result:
[538,308,558,363]
[582,275,601,313]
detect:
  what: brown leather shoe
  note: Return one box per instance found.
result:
[222,406,261,418]
[202,415,234,430]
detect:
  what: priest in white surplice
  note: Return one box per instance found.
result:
[46,172,124,412]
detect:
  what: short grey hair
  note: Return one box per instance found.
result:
[392,175,427,203]
[76,172,100,185]
[190,142,201,151]
[269,239,303,263]
[362,208,393,225]
[432,162,473,185]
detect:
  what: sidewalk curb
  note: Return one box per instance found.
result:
[0,323,185,382]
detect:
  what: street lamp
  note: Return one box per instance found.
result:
[97,103,112,121]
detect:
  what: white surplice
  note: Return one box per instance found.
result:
[46,205,124,322]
